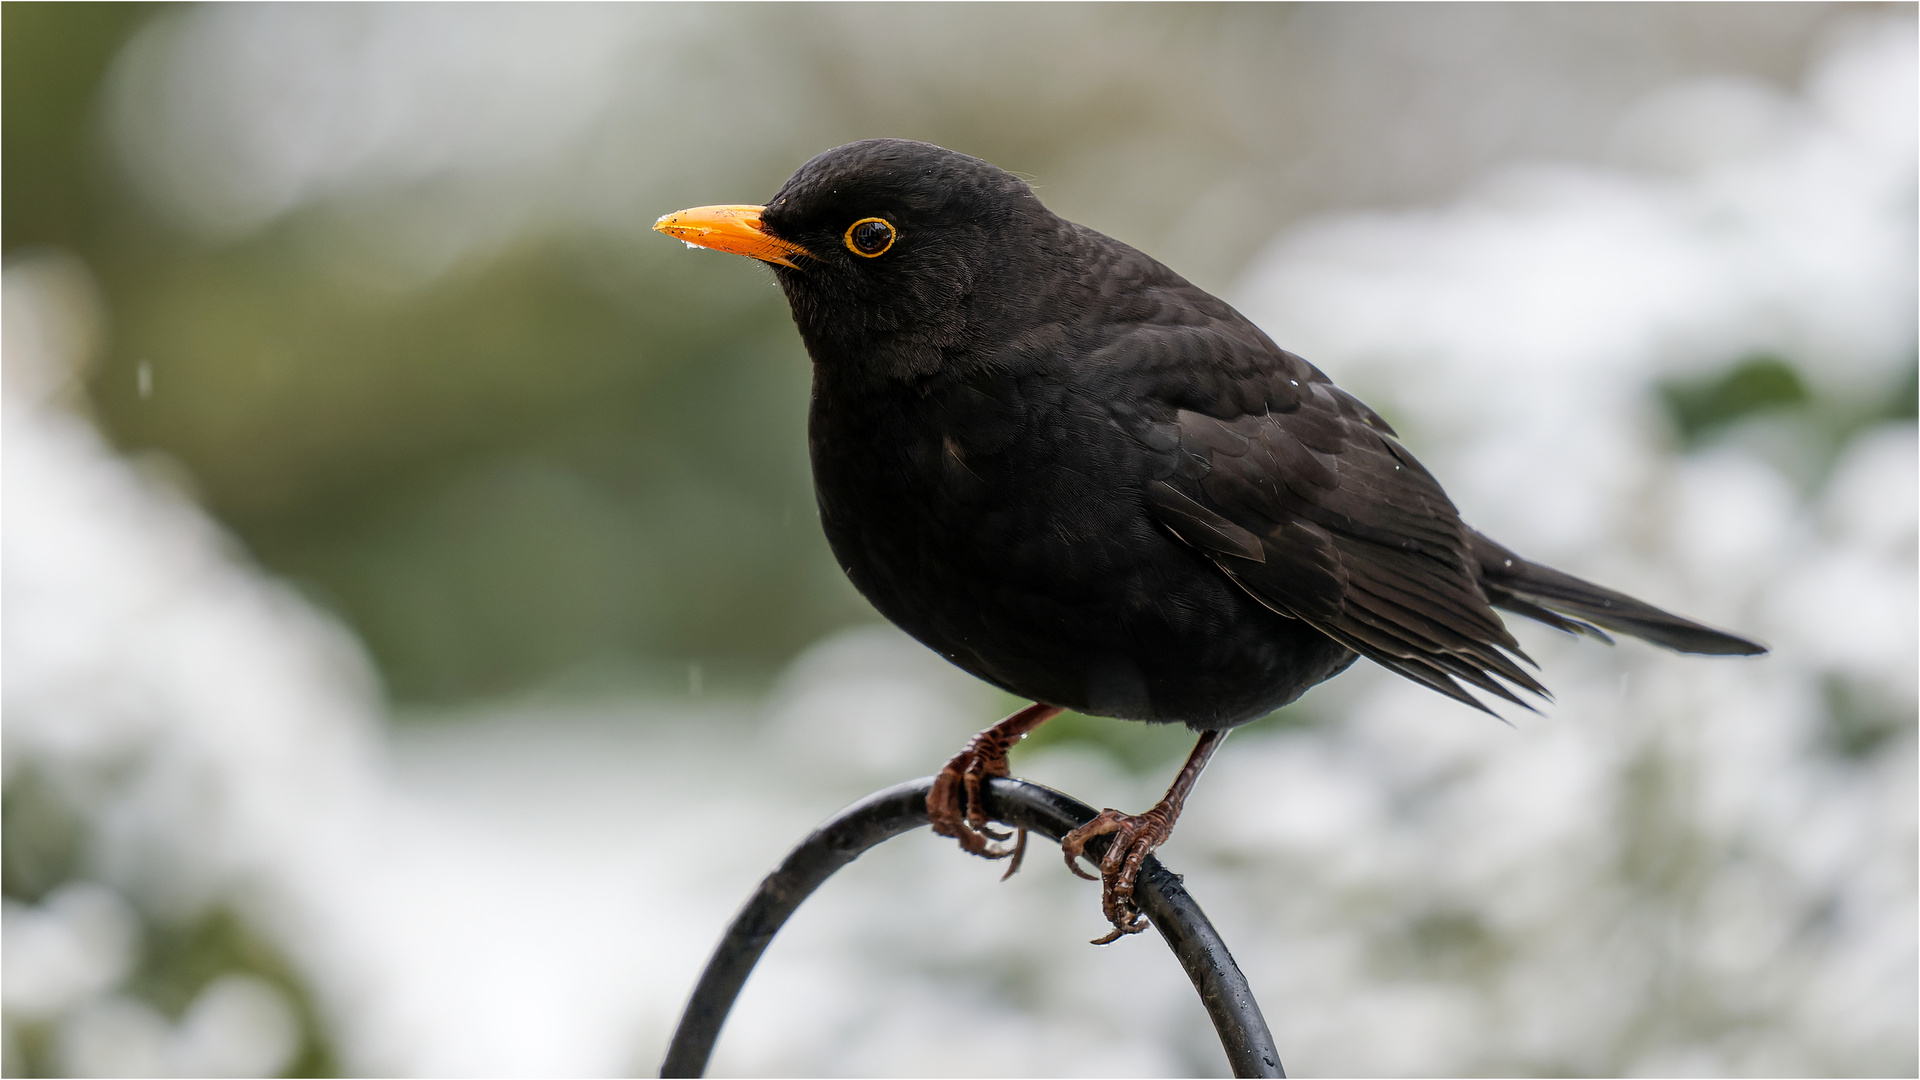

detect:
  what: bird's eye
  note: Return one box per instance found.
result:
[844,217,896,257]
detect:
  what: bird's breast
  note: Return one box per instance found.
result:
[804,368,1327,725]
[809,372,1122,589]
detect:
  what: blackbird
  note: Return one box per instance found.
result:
[657,138,1765,943]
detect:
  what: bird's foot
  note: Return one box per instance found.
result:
[927,703,1062,879]
[928,735,1023,867]
[1060,804,1176,944]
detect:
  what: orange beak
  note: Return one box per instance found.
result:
[653,204,810,269]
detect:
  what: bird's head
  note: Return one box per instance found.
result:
[655,139,1050,379]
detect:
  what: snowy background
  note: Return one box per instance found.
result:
[4,6,1914,1077]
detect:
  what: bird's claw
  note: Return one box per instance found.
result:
[927,705,1063,881]
[927,737,1027,873]
[1061,806,1173,943]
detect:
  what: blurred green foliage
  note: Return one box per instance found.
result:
[1658,351,1918,489]
[2,767,338,1077]
[1014,709,1204,774]
[127,909,337,1077]
[1820,672,1914,762]
[1658,354,1811,444]
[1,3,154,252]
[93,228,862,700]
[0,772,85,905]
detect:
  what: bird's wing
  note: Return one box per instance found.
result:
[1113,323,1547,714]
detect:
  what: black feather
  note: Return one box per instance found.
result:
[711,138,1767,729]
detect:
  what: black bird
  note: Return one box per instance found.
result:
[657,139,1765,942]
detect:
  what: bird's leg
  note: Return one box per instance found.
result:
[1061,729,1227,944]
[928,703,1063,876]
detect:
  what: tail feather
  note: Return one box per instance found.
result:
[1470,533,1767,657]
[1487,594,1615,645]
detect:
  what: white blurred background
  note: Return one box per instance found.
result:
[4,5,1914,1077]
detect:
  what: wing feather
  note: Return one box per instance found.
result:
[1129,332,1549,712]
[1092,268,1762,713]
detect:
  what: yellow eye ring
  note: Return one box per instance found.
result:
[844,217,897,257]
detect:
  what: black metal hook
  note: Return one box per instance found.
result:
[660,775,1283,1078]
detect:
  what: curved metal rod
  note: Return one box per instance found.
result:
[660,775,1282,1078]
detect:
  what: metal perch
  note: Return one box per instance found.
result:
[660,775,1283,1078]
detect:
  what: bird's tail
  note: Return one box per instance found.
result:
[1469,532,1766,656]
